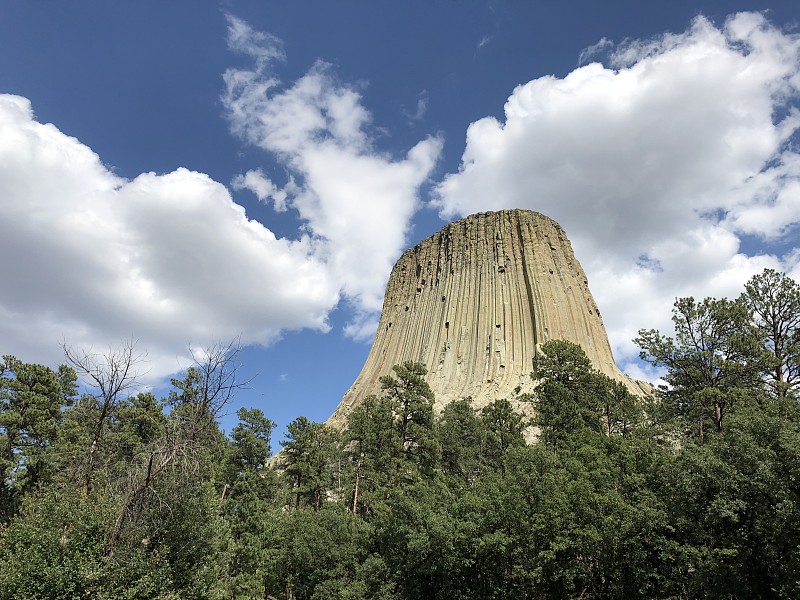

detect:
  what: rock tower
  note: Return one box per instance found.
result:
[327,209,642,428]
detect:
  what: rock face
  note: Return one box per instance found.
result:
[327,209,642,428]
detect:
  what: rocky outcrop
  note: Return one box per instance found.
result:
[327,210,644,428]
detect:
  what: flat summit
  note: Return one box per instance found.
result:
[328,209,643,427]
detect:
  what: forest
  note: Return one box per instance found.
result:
[0,268,799,600]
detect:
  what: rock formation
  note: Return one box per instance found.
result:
[327,209,644,428]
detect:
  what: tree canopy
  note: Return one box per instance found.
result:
[1,269,799,599]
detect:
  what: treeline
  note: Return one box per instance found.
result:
[1,269,799,599]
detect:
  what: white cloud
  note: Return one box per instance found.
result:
[231,168,293,212]
[578,37,613,65]
[0,94,339,380]
[403,90,429,125]
[433,12,800,373]
[342,312,380,343]
[9,10,798,394]
[222,14,442,333]
[225,15,285,70]
[0,16,444,381]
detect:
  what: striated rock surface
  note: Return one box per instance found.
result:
[327,209,645,428]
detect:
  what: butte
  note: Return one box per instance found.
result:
[327,209,647,429]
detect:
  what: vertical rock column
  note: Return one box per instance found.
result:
[327,209,636,428]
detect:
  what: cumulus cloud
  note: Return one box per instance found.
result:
[433,12,800,371]
[0,94,339,379]
[0,15,442,379]
[223,15,442,336]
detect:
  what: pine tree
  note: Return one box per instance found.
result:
[742,268,800,399]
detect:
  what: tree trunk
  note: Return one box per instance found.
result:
[108,447,178,551]
[82,400,112,499]
[352,460,361,513]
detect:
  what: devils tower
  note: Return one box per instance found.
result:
[327,209,642,428]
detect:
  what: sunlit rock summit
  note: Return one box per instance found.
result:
[328,209,644,428]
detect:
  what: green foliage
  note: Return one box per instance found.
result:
[2,278,800,600]
[224,469,278,598]
[379,360,440,475]
[371,479,460,600]
[479,398,526,471]
[105,392,167,478]
[534,340,603,436]
[742,268,800,399]
[534,340,639,447]
[230,407,276,472]
[0,486,113,599]
[438,397,484,483]
[259,504,379,600]
[0,356,77,521]
[0,344,244,599]
[148,477,231,599]
[224,408,279,597]
[636,295,766,441]
[343,362,442,521]
[281,416,341,511]
[345,395,404,515]
[664,399,800,598]
[0,486,174,600]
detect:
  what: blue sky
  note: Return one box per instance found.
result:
[2,2,800,440]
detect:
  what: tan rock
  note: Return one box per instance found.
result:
[327,209,646,429]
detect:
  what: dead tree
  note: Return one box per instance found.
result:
[62,339,147,498]
[108,338,251,550]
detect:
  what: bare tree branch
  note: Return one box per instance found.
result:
[187,337,253,418]
[61,338,148,498]
[108,337,251,551]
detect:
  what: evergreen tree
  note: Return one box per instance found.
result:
[665,399,800,598]
[636,297,765,441]
[0,356,77,521]
[281,416,340,511]
[533,340,605,446]
[260,504,381,600]
[438,397,485,484]
[229,406,275,473]
[479,398,526,472]
[742,268,800,399]
[379,360,440,476]
[345,395,403,515]
[224,407,279,597]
